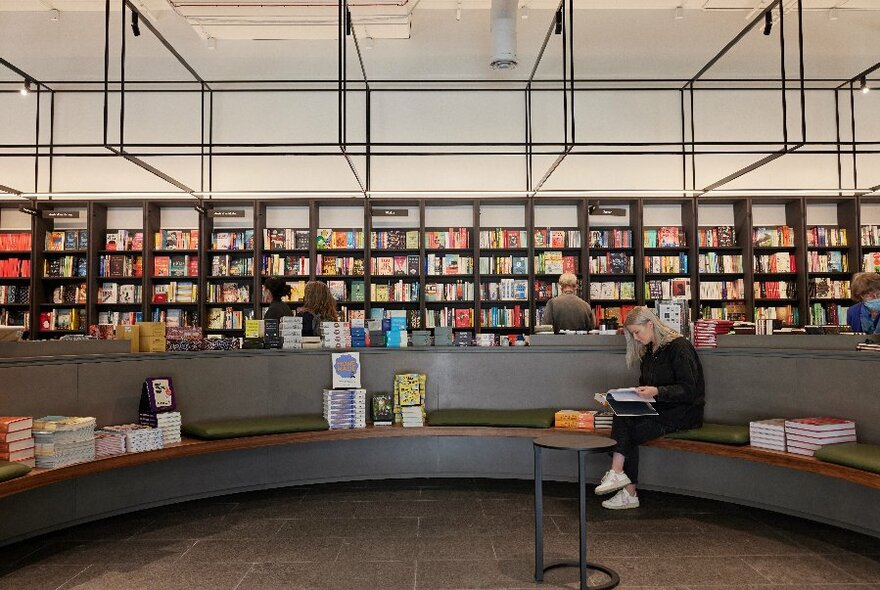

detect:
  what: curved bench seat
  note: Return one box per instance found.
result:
[1,426,878,546]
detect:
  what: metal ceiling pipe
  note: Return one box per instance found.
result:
[490,0,518,70]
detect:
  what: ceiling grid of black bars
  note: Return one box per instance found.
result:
[0,0,879,200]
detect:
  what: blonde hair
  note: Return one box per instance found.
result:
[302,281,339,322]
[558,272,578,293]
[851,272,880,302]
[623,306,682,368]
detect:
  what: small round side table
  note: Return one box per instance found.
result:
[533,433,620,590]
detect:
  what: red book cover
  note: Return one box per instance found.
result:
[187,256,199,277]
[0,417,33,433]
[454,308,472,328]
[785,417,856,432]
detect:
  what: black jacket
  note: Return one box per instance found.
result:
[639,337,705,430]
[263,301,293,321]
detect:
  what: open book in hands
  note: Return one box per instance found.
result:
[593,388,658,416]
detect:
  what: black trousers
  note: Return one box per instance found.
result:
[610,415,675,485]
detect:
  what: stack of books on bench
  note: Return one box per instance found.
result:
[94,430,127,458]
[33,416,96,469]
[0,416,35,468]
[749,418,786,451]
[102,424,164,453]
[138,377,181,445]
[322,389,367,429]
[784,417,857,456]
[394,373,426,427]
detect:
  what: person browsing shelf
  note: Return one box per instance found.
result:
[595,306,705,510]
[298,280,339,337]
[262,277,294,321]
[542,272,595,332]
[846,272,880,334]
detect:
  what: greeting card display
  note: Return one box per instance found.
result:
[140,377,177,413]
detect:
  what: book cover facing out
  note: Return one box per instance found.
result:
[332,352,361,389]
[140,377,177,413]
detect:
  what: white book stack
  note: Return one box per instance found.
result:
[749,418,786,451]
[594,412,614,430]
[138,411,182,445]
[281,316,303,349]
[33,416,97,469]
[401,406,424,428]
[323,389,367,429]
[302,336,323,349]
[94,430,127,458]
[784,417,857,456]
[103,424,165,453]
[322,321,352,349]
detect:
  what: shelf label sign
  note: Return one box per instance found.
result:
[209,209,245,218]
[42,211,80,219]
[371,208,407,217]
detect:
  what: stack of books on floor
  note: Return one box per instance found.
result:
[280,316,303,349]
[322,321,351,349]
[102,424,164,453]
[692,319,734,349]
[94,429,127,458]
[322,389,367,429]
[33,416,96,469]
[554,410,596,430]
[784,417,857,456]
[749,418,786,451]
[138,411,182,445]
[0,416,35,468]
[594,412,613,430]
[394,373,426,427]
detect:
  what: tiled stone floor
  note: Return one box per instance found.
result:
[0,478,878,589]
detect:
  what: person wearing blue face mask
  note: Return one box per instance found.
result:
[846,272,880,334]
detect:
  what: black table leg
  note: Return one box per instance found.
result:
[578,449,587,590]
[534,443,543,581]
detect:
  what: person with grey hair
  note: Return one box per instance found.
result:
[846,272,880,334]
[594,306,705,510]
[542,272,595,333]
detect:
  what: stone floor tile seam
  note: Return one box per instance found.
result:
[53,563,95,590]
[230,563,255,590]
[735,553,788,585]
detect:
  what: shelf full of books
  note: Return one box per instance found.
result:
[7,196,880,338]
[0,229,31,330]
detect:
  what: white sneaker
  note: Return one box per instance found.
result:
[601,488,640,510]
[594,470,631,495]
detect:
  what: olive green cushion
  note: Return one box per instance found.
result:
[427,409,557,428]
[666,423,750,445]
[182,415,329,440]
[815,443,880,474]
[0,460,31,482]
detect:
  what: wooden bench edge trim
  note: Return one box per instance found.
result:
[646,437,880,490]
[0,426,545,499]
[2,426,877,499]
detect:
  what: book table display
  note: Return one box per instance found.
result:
[533,433,620,590]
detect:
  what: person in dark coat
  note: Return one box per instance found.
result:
[262,277,294,321]
[594,306,705,510]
